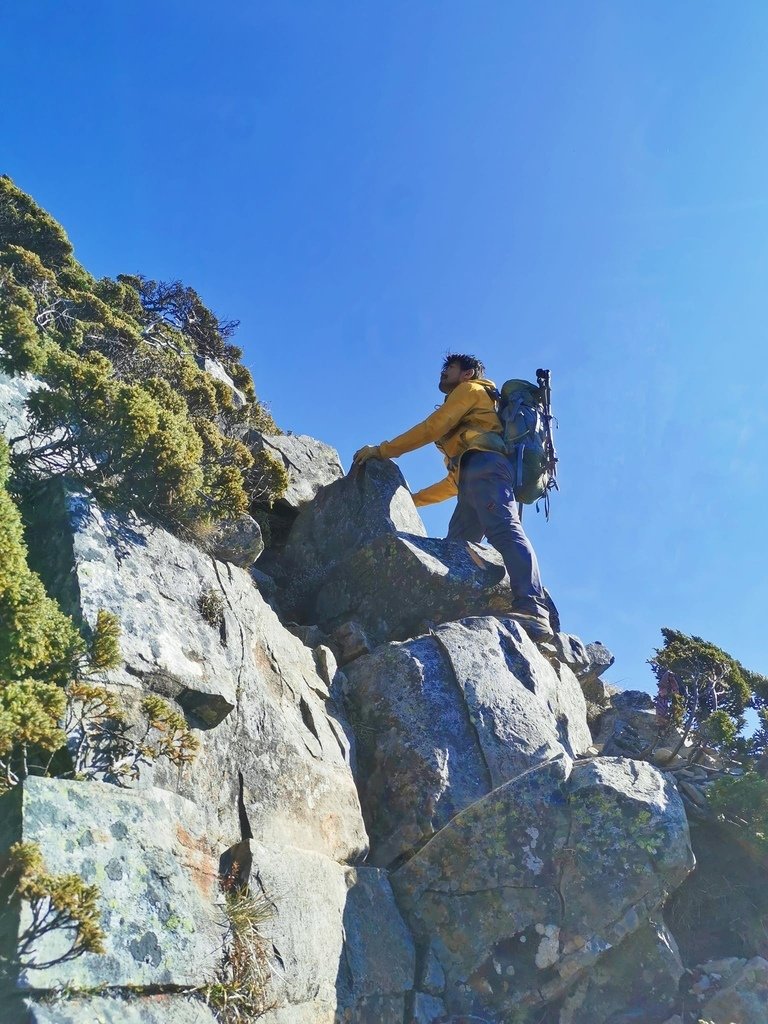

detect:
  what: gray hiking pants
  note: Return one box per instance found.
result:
[447,450,547,617]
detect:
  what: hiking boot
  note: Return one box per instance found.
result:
[512,612,555,643]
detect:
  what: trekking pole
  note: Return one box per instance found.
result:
[536,368,558,519]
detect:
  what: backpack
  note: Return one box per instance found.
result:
[485,369,558,517]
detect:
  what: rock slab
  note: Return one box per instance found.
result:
[0,777,226,993]
[25,995,217,1024]
[253,432,345,510]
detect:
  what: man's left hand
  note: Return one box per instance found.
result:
[353,444,381,465]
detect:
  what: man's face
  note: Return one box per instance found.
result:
[439,362,474,394]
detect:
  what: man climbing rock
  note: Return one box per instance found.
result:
[353,353,553,641]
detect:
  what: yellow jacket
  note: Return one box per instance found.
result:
[378,378,506,507]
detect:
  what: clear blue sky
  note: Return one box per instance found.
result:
[3,2,767,694]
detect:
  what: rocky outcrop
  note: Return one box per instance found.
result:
[392,757,693,1022]
[279,459,425,616]
[343,616,591,866]
[33,487,366,862]
[4,365,763,1022]
[250,433,345,511]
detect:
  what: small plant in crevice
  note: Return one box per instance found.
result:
[0,841,105,971]
[199,586,226,632]
[201,868,277,1022]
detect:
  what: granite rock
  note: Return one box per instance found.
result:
[206,514,264,567]
[280,458,426,617]
[344,616,591,866]
[0,778,225,994]
[33,491,368,863]
[25,995,217,1024]
[250,432,345,511]
[392,757,693,1021]
[221,839,415,1023]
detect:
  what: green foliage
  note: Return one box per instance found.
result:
[88,610,121,672]
[699,709,738,752]
[2,840,105,967]
[649,628,767,765]
[140,694,199,765]
[17,347,216,524]
[707,772,768,850]
[0,680,67,788]
[65,685,198,783]
[0,178,286,532]
[125,275,239,360]
[0,176,74,270]
[652,628,752,717]
[0,440,84,687]
[0,276,48,375]
[247,446,289,508]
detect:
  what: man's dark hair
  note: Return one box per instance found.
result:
[442,353,486,379]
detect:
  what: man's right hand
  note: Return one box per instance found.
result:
[352,445,381,465]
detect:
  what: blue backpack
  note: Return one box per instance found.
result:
[485,369,558,516]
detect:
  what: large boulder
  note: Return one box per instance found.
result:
[249,432,345,511]
[31,490,368,864]
[221,839,416,1023]
[343,616,592,867]
[205,513,264,567]
[314,533,513,642]
[558,914,684,1024]
[279,459,426,616]
[0,778,226,998]
[392,756,694,1022]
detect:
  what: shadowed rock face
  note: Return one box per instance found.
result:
[314,533,513,642]
[392,757,694,1022]
[558,915,684,1024]
[343,616,592,867]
